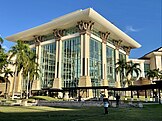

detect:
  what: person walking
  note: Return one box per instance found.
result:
[103,97,109,114]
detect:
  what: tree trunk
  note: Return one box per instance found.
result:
[4,78,7,99]
[26,71,30,99]
[20,76,23,99]
[12,66,17,100]
[29,81,32,97]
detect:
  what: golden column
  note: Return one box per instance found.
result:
[114,40,122,88]
[123,46,131,88]
[100,31,110,86]
[34,35,43,68]
[77,21,94,98]
[100,31,110,97]
[31,35,43,90]
[53,29,65,94]
[123,46,131,62]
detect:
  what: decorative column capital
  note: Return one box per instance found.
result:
[77,20,94,35]
[100,31,110,44]
[113,40,122,50]
[53,29,65,41]
[123,46,132,55]
[34,35,44,46]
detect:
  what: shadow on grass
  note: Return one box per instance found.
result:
[0,104,162,121]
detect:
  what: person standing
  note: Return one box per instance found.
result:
[103,97,109,114]
[116,94,120,107]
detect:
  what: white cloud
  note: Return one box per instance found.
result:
[125,26,141,33]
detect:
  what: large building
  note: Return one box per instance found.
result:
[5,8,141,97]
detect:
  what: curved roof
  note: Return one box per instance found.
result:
[6,8,141,48]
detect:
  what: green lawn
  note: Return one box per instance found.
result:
[0,104,161,121]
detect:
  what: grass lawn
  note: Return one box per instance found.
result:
[0,104,161,121]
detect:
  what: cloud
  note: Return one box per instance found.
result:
[125,26,141,33]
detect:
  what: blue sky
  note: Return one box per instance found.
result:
[0,0,161,58]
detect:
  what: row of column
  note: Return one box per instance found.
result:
[33,20,132,91]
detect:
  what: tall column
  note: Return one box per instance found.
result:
[77,21,94,98]
[34,36,43,66]
[32,35,43,90]
[114,40,122,88]
[124,46,131,87]
[53,29,65,93]
[100,31,110,97]
[100,31,110,87]
[139,61,145,77]
[154,53,162,70]
[123,46,131,62]
[123,46,131,97]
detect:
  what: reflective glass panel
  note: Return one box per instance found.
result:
[61,37,81,88]
[40,42,56,88]
[106,46,115,86]
[90,37,102,86]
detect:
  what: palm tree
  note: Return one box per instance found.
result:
[158,70,162,79]
[115,59,128,87]
[22,51,39,98]
[146,69,160,82]
[0,45,14,98]
[0,50,8,73]
[0,37,4,49]
[9,40,31,100]
[126,61,141,85]
[2,68,13,99]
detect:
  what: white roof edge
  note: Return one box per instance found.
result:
[88,8,141,48]
[5,8,141,48]
[5,9,84,41]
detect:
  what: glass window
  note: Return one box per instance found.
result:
[64,27,79,35]
[106,46,115,86]
[119,52,126,61]
[40,42,56,88]
[24,40,35,45]
[91,28,100,37]
[90,37,102,86]
[61,37,81,88]
[43,33,54,41]
[144,63,150,77]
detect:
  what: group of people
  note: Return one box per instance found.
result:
[102,94,120,114]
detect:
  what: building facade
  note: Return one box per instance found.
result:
[130,47,162,79]
[5,8,141,97]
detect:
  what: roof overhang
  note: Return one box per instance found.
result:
[6,8,141,49]
[140,47,162,59]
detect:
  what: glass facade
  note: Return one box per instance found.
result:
[119,52,126,61]
[106,46,115,86]
[91,28,100,37]
[25,40,35,45]
[27,26,130,91]
[107,37,114,45]
[144,63,150,77]
[64,27,79,35]
[90,37,102,86]
[43,33,54,41]
[31,47,36,54]
[40,42,56,88]
[61,37,81,88]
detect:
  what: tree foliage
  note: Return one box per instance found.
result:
[8,40,39,99]
[115,59,141,86]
